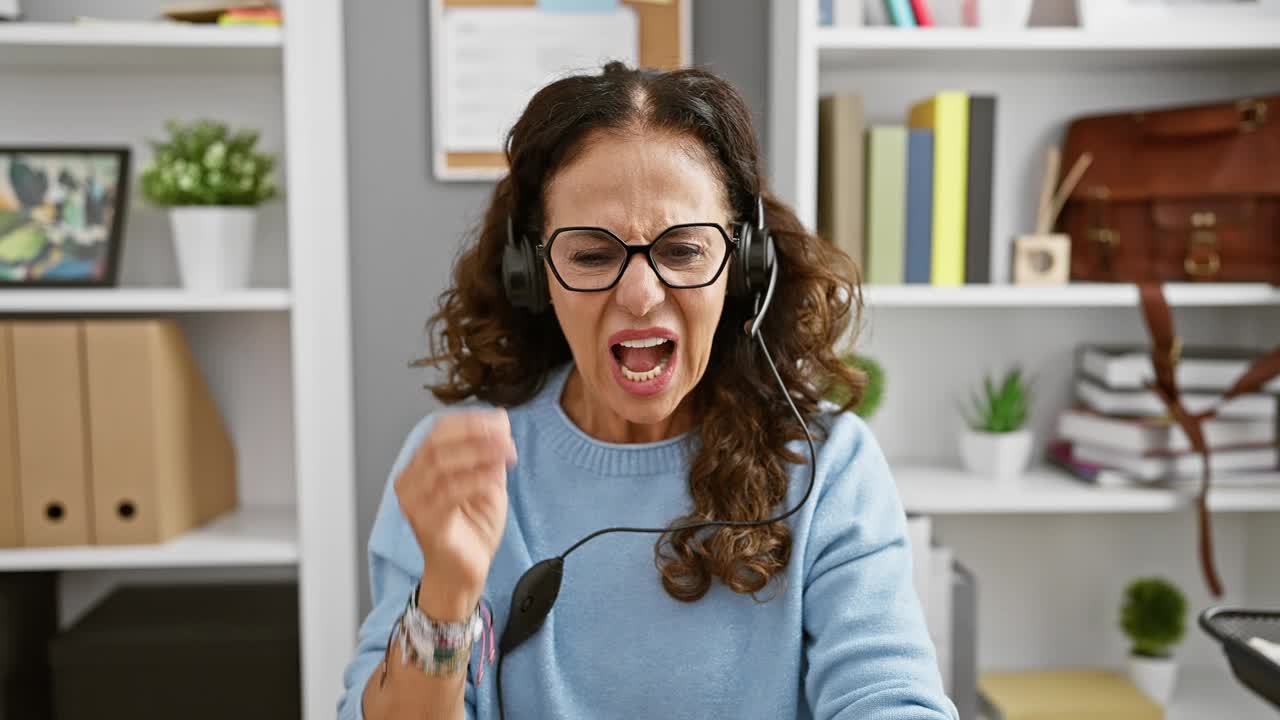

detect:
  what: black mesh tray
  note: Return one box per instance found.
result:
[1199,607,1280,710]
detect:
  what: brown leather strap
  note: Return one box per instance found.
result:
[1220,345,1280,401]
[1137,282,1222,597]
[1137,283,1280,598]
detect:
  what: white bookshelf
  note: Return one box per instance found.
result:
[895,465,1280,515]
[769,0,1280,707]
[818,26,1280,71]
[0,22,282,67]
[0,3,353,719]
[863,282,1280,308]
[0,506,297,572]
[0,288,292,313]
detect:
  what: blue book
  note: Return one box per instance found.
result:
[904,128,934,284]
[885,0,918,26]
[819,0,834,26]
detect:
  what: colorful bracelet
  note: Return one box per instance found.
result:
[379,584,496,686]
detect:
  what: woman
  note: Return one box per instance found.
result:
[340,63,957,720]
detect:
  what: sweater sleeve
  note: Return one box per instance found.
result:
[338,414,478,720]
[802,414,959,720]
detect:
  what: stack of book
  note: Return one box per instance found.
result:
[818,91,995,287]
[1048,345,1280,488]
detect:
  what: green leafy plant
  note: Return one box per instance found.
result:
[826,353,885,419]
[140,119,277,206]
[964,367,1031,433]
[1121,577,1187,658]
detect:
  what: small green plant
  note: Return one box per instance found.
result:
[1121,577,1187,658]
[964,367,1030,433]
[140,119,277,206]
[826,353,884,419]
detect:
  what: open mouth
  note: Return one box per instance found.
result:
[610,337,676,383]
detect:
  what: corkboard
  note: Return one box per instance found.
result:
[432,0,690,180]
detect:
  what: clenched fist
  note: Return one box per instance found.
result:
[395,409,517,621]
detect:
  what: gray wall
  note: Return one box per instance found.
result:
[344,0,769,615]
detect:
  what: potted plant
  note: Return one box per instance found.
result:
[827,353,885,420]
[140,119,277,290]
[1121,576,1187,704]
[959,367,1033,483]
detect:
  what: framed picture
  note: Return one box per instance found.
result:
[0,147,130,287]
[1077,0,1280,29]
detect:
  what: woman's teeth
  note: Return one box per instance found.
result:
[621,359,667,382]
[618,337,668,349]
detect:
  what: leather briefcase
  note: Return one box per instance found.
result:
[1058,95,1280,284]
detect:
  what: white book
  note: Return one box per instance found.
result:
[1076,379,1278,421]
[928,0,969,26]
[833,0,865,26]
[1073,442,1279,482]
[1081,345,1280,394]
[906,514,932,620]
[1057,408,1276,454]
[927,545,954,695]
[863,0,890,26]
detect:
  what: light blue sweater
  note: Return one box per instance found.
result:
[340,362,958,720]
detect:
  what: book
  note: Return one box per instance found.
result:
[1076,379,1279,420]
[903,129,934,284]
[865,0,890,24]
[864,126,908,285]
[910,0,935,25]
[979,669,1162,720]
[1057,407,1276,454]
[1080,344,1280,393]
[817,94,866,269]
[1048,440,1280,488]
[885,0,918,26]
[963,95,995,284]
[908,92,969,286]
[820,0,833,26]
[833,0,867,25]
[1072,441,1279,482]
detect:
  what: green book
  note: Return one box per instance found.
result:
[864,126,908,285]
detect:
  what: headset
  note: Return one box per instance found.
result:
[493,195,815,720]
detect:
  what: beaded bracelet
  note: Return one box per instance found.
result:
[379,582,495,685]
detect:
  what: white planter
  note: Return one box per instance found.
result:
[977,0,1033,28]
[959,428,1033,483]
[1128,655,1178,705]
[169,206,257,290]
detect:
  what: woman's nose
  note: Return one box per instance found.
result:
[613,253,665,317]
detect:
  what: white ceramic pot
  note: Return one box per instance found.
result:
[977,0,1034,28]
[169,206,257,290]
[1128,654,1178,705]
[959,428,1033,483]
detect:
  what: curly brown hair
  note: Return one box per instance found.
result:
[418,62,864,602]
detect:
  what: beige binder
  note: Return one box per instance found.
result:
[0,323,21,548]
[11,321,93,547]
[82,319,236,545]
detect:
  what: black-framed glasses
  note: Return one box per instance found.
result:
[538,222,738,292]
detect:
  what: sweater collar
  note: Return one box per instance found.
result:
[528,362,696,477]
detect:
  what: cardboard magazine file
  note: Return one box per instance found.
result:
[10,322,94,547]
[82,319,237,545]
[0,324,21,549]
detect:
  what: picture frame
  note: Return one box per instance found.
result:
[1077,0,1280,30]
[0,146,130,288]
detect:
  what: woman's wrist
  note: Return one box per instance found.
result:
[417,572,480,622]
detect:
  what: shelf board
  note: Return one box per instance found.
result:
[0,287,291,313]
[0,506,298,572]
[817,27,1280,71]
[0,22,282,69]
[861,283,1280,309]
[893,464,1280,515]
